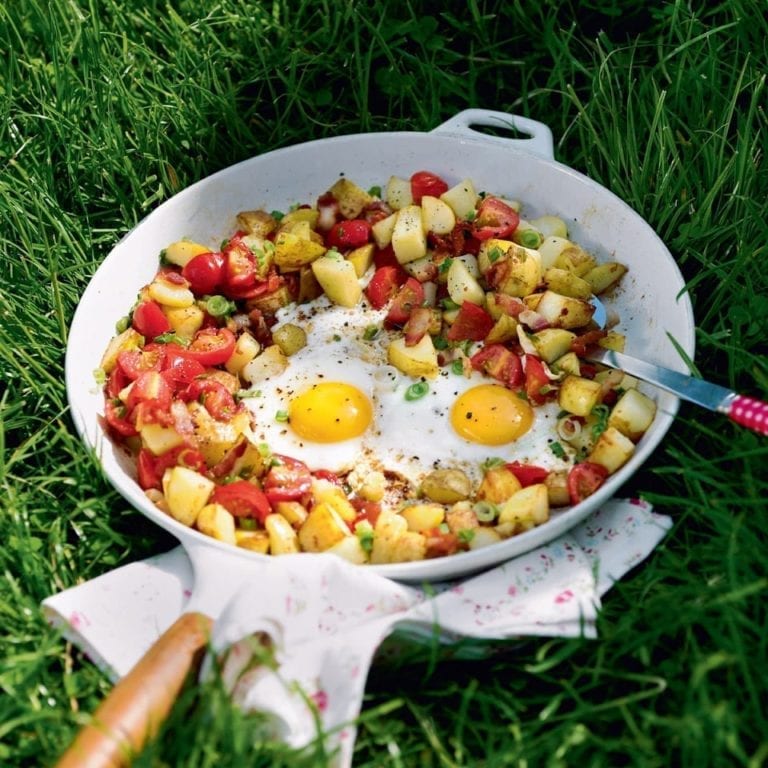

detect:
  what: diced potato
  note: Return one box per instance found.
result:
[440,178,478,219]
[163,240,211,268]
[530,328,577,364]
[224,331,261,376]
[486,292,526,320]
[140,423,185,456]
[100,327,143,373]
[608,388,657,440]
[370,513,427,564]
[247,285,293,315]
[420,468,472,504]
[297,502,351,552]
[403,256,438,282]
[445,502,479,533]
[371,212,397,249]
[326,535,369,565]
[497,484,550,531]
[558,375,603,418]
[447,257,485,305]
[298,265,323,303]
[328,178,374,219]
[421,195,456,234]
[543,267,593,300]
[583,262,628,294]
[391,205,427,264]
[162,466,215,526]
[265,513,300,554]
[271,323,307,357]
[387,334,439,378]
[199,368,240,394]
[536,236,572,270]
[277,219,314,241]
[476,465,522,505]
[311,254,362,307]
[485,314,519,344]
[385,176,413,210]
[235,529,270,554]
[273,501,309,527]
[477,238,513,275]
[551,351,581,376]
[400,503,445,532]
[278,207,319,229]
[273,231,326,271]
[529,215,568,239]
[240,235,275,278]
[237,210,279,237]
[598,331,626,352]
[310,478,357,524]
[587,426,635,473]
[482,242,542,298]
[164,305,205,341]
[346,243,375,277]
[468,527,503,550]
[545,471,570,507]
[197,503,237,546]
[148,276,194,308]
[226,437,266,479]
[554,244,598,276]
[346,468,386,502]
[241,344,288,385]
[534,290,596,329]
[187,401,251,466]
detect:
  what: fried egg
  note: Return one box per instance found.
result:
[244,292,571,485]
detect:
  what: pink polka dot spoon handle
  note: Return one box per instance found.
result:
[726,395,768,435]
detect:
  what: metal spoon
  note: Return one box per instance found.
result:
[587,298,768,436]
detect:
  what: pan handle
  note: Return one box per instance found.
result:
[432,109,555,160]
[54,611,213,768]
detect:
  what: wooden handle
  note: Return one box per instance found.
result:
[56,611,214,768]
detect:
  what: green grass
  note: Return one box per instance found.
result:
[1,0,767,765]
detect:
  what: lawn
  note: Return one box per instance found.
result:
[1,0,767,766]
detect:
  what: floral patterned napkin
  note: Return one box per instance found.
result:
[43,498,670,767]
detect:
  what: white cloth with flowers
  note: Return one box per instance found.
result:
[43,498,670,767]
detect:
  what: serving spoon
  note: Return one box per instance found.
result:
[588,298,768,435]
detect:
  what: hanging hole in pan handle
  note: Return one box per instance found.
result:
[431,109,555,161]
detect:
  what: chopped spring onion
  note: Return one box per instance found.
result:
[275,410,289,423]
[473,501,499,523]
[203,294,237,317]
[404,381,429,401]
[518,229,542,249]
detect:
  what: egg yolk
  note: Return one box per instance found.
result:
[450,384,534,445]
[288,382,372,443]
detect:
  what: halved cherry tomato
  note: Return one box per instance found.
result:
[117,343,166,381]
[132,300,171,340]
[161,347,206,389]
[263,455,313,503]
[385,277,425,327]
[373,244,402,271]
[106,366,131,399]
[505,461,549,487]
[212,480,272,524]
[313,469,343,486]
[179,378,237,421]
[137,446,207,491]
[351,499,381,528]
[126,370,173,413]
[182,251,225,296]
[524,355,551,405]
[446,301,494,342]
[365,265,406,309]
[104,399,138,438]
[222,235,257,294]
[223,268,284,301]
[473,197,520,241]
[182,328,236,367]
[567,462,609,505]
[410,170,449,204]
[325,219,372,250]
[470,344,523,388]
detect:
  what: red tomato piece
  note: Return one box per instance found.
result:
[137,446,207,491]
[524,355,551,405]
[104,399,138,438]
[179,378,237,421]
[567,462,609,505]
[263,455,313,503]
[182,251,225,296]
[224,269,284,301]
[117,343,166,381]
[446,301,494,342]
[365,265,406,309]
[424,529,461,558]
[212,480,272,524]
[470,344,524,388]
[373,244,402,270]
[222,235,257,294]
[473,197,520,241]
[410,170,449,204]
[132,300,171,340]
[505,461,549,487]
[161,347,207,389]
[106,366,131,398]
[384,277,425,327]
[325,219,372,250]
[351,499,382,528]
[313,469,343,486]
[182,328,236,367]
[126,370,173,414]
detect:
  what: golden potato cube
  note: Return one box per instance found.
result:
[445,502,479,533]
[387,335,439,378]
[310,479,357,524]
[583,262,628,294]
[587,426,635,473]
[608,388,657,441]
[224,331,261,376]
[391,205,427,264]
[329,177,373,219]
[197,503,237,545]
[187,402,251,466]
[99,328,143,373]
[485,314,519,344]
[346,243,375,277]
[371,211,397,249]
[297,502,351,552]
[537,236,572,270]
[400,503,446,532]
[162,466,215,527]
[370,512,409,564]
[551,351,582,377]
[271,323,307,357]
[468,527,503,549]
[529,215,568,239]
[326,535,370,565]
[543,267,593,300]
[598,331,626,352]
[535,290,596,329]
[163,240,211,268]
[447,257,485,305]
[235,529,270,554]
[558,375,603,418]
[530,328,577,363]
[140,423,185,456]
[484,243,542,297]
[545,471,571,507]
[164,305,204,341]
[440,178,478,219]
[554,244,598,276]
[273,501,309,527]
[241,344,288,386]
[384,175,413,210]
[237,209,278,237]
[420,468,472,504]
[265,513,300,554]
[311,254,363,307]
[421,195,456,235]
[148,277,194,308]
[476,465,522,505]
[477,238,513,275]
[278,207,319,229]
[497,484,550,531]
[273,231,326,271]
[298,265,323,303]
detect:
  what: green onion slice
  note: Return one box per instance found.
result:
[404,381,430,401]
